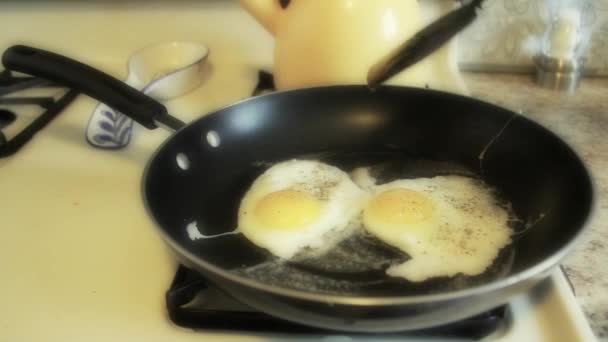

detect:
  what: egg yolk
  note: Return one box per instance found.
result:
[254,190,321,229]
[364,188,433,225]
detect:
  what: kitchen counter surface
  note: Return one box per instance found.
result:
[464,72,608,339]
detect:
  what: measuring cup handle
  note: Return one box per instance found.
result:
[2,45,183,130]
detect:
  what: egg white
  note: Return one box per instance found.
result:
[362,176,513,282]
[238,160,367,259]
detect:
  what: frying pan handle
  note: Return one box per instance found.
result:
[1,45,184,131]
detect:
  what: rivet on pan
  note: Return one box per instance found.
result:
[206,130,220,148]
[176,153,190,170]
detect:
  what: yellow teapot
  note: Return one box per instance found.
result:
[240,0,467,93]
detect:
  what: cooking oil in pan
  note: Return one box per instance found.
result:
[231,152,520,296]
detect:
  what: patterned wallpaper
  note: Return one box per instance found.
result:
[458,0,608,74]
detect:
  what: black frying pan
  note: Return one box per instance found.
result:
[3,45,593,332]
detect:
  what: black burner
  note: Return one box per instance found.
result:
[0,69,51,95]
[166,265,507,339]
[252,70,276,96]
[0,70,79,157]
[0,109,16,128]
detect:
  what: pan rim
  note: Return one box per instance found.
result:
[141,84,596,306]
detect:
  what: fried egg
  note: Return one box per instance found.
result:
[238,160,367,259]
[362,176,513,282]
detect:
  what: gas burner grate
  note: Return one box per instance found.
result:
[252,70,276,96]
[166,265,507,339]
[0,70,79,157]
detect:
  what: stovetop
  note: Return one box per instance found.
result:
[1,66,594,341]
[0,3,598,341]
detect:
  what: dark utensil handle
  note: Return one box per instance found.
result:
[2,45,184,130]
[367,0,485,88]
